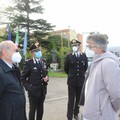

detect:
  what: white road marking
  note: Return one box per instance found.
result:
[26,96,67,105]
[45,96,67,102]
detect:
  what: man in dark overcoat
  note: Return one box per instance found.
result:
[64,39,88,120]
[0,41,27,120]
[21,43,49,120]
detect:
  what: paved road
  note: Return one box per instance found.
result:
[26,77,68,120]
[43,77,68,120]
[26,77,120,120]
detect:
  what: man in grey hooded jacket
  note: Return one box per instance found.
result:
[82,34,120,120]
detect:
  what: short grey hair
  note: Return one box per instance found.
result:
[0,41,12,56]
[86,34,109,51]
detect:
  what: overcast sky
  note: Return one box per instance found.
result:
[41,0,120,47]
[1,0,120,47]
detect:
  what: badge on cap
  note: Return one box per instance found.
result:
[71,39,81,46]
[29,42,40,51]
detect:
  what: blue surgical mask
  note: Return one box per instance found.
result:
[35,51,42,59]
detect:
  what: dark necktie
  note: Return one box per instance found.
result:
[76,53,79,58]
[12,66,15,71]
[35,59,40,64]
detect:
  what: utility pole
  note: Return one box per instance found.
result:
[61,31,63,48]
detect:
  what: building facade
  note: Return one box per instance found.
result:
[49,29,83,50]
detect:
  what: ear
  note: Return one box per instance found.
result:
[1,48,8,58]
[2,48,6,55]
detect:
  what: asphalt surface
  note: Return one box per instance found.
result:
[26,77,68,120]
[25,77,120,120]
[43,77,68,120]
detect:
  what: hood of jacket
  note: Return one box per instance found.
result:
[92,51,120,66]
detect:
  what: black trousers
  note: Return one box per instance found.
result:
[67,85,82,120]
[28,94,45,120]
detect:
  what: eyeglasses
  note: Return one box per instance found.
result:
[6,47,19,53]
[72,45,80,47]
[15,49,19,52]
[86,45,98,49]
[11,49,19,52]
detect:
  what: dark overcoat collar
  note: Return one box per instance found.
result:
[0,59,12,72]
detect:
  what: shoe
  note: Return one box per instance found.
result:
[74,115,80,120]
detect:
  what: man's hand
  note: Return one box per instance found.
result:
[43,76,49,82]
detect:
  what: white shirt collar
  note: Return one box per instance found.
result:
[3,60,12,68]
[33,57,41,64]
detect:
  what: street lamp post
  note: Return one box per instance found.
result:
[61,32,63,48]
[68,26,70,48]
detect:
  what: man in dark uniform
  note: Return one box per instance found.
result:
[21,43,49,120]
[64,39,88,120]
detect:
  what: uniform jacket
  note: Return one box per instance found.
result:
[83,52,120,120]
[0,59,26,120]
[64,52,88,87]
[21,58,48,97]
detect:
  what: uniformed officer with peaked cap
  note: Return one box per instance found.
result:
[64,39,88,120]
[29,42,40,51]
[70,39,81,45]
[21,42,49,120]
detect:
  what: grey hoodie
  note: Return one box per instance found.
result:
[83,51,120,120]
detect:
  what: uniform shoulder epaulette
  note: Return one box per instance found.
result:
[68,52,72,55]
[42,58,46,62]
[26,59,31,62]
[81,52,85,55]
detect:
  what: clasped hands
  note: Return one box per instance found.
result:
[43,76,49,82]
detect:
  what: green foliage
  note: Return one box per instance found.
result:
[57,47,72,69]
[41,35,71,69]
[0,1,72,70]
[18,48,32,70]
[3,0,55,46]
[0,28,7,41]
[16,0,44,13]
[42,49,52,68]
[48,71,67,77]
[47,35,61,51]
[47,35,68,51]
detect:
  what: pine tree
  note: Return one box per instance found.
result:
[6,0,55,45]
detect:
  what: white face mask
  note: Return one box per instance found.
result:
[85,48,95,57]
[72,46,78,52]
[12,52,22,63]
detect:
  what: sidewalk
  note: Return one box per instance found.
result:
[26,77,120,120]
[26,77,68,120]
[43,77,68,120]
